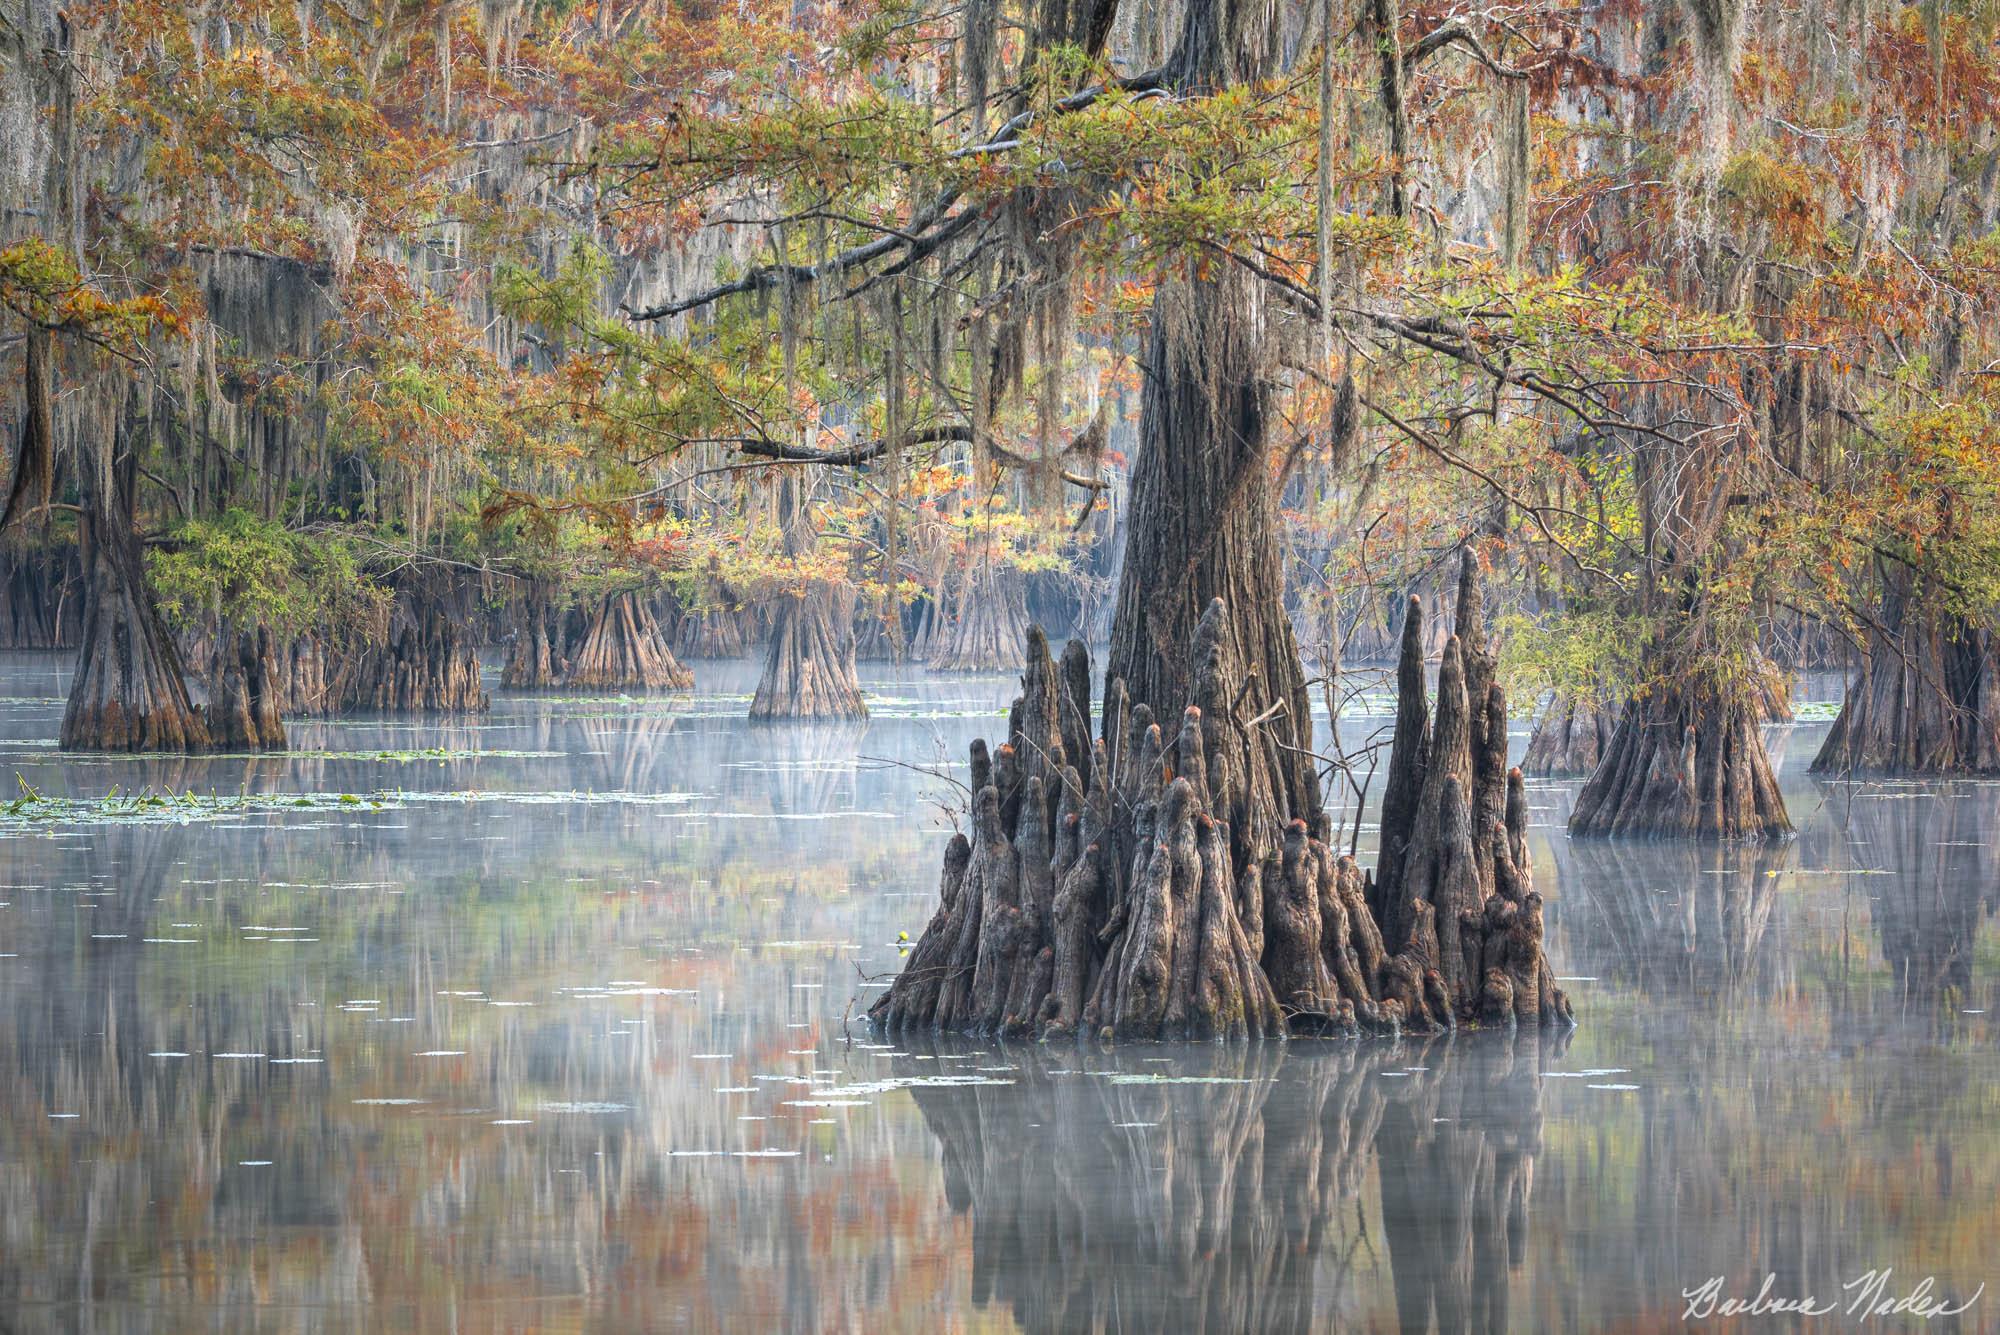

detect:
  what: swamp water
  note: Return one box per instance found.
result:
[0,654,1994,1332]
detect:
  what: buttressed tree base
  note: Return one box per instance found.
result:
[874,556,1573,1042]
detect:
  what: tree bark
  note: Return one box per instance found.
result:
[1570,667,1791,838]
[750,584,868,720]
[1812,566,2000,775]
[501,580,563,689]
[874,580,1572,1040]
[0,541,82,648]
[930,561,1029,671]
[1103,270,1319,829]
[60,416,212,754]
[203,622,287,750]
[331,578,489,713]
[564,590,693,690]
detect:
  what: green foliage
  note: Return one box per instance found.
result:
[146,510,386,639]
[1494,606,1645,705]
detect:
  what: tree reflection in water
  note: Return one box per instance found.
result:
[898,1030,1566,1335]
[1810,780,2000,1035]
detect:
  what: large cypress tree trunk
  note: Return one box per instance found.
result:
[1569,669,1789,839]
[60,413,212,753]
[331,576,489,714]
[930,560,1028,671]
[873,574,1572,1040]
[750,475,867,720]
[501,580,562,689]
[750,585,868,720]
[1104,269,1319,834]
[1521,691,1619,778]
[873,0,1574,1040]
[1812,565,2000,775]
[564,590,693,690]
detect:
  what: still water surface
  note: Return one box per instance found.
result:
[0,655,1993,1332]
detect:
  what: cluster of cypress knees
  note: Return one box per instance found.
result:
[873,555,1574,1041]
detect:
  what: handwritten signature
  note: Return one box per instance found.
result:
[1683,1271,1984,1321]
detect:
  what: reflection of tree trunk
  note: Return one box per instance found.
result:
[564,591,692,690]
[877,561,1571,1039]
[1813,565,2000,774]
[900,1031,1562,1334]
[1559,838,1785,1000]
[61,415,212,753]
[1822,783,2000,1034]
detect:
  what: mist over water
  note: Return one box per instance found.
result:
[0,653,1993,1332]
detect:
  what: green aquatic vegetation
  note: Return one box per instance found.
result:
[0,745,562,763]
[1,779,394,834]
